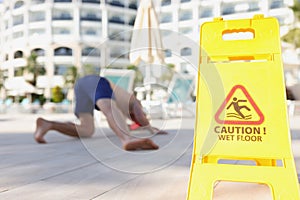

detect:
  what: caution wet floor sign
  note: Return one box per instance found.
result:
[187,15,300,199]
[215,85,264,125]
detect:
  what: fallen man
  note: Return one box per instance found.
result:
[34,75,167,150]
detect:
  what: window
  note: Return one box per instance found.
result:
[87,29,97,35]
[179,27,192,34]
[180,47,192,56]
[13,15,24,26]
[81,10,101,21]
[129,1,137,9]
[81,27,101,36]
[29,28,46,36]
[31,0,45,5]
[110,47,127,58]
[5,20,9,29]
[109,16,125,24]
[221,5,235,15]
[52,10,73,20]
[109,31,125,41]
[179,10,192,21]
[82,0,100,3]
[14,50,23,58]
[270,0,284,9]
[107,0,125,7]
[13,31,24,39]
[249,2,260,11]
[129,17,135,25]
[54,47,72,56]
[199,8,213,18]
[82,64,100,75]
[29,11,45,22]
[14,1,24,9]
[85,28,97,35]
[165,49,172,57]
[54,0,72,2]
[53,28,71,35]
[82,47,100,56]
[54,64,70,75]
[161,13,172,23]
[162,0,171,6]
[14,67,25,76]
[31,48,45,56]
[275,16,285,25]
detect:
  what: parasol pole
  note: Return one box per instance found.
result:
[145,6,153,102]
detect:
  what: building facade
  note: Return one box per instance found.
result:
[0,0,137,95]
[155,0,294,73]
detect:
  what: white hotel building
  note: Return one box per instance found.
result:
[0,0,137,90]
[0,0,295,97]
[155,0,294,73]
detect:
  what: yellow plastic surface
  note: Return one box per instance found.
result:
[187,15,300,200]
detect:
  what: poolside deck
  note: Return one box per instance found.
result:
[0,113,299,199]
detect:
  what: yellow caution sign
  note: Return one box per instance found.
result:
[187,15,300,199]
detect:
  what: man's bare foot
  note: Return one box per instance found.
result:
[34,118,51,144]
[123,138,159,151]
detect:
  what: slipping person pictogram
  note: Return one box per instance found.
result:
[226,97,252,120]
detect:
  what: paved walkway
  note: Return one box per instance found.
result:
[0,112,299,200]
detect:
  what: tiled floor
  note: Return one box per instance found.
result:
[0,113,299,199]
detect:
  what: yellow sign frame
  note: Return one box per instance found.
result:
[187,15,300,199]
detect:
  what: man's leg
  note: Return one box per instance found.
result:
[34,113,94,143]
[130,98,168,135]
[110,83,167,135]
[96,98,158,150]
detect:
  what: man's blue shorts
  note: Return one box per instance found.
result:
[94,77,114,110]
[74,75,114,117]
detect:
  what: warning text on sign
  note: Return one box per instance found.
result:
[214,125,267,142]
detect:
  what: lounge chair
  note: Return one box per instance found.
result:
[100,69,136,92]
[141,73,196,119]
